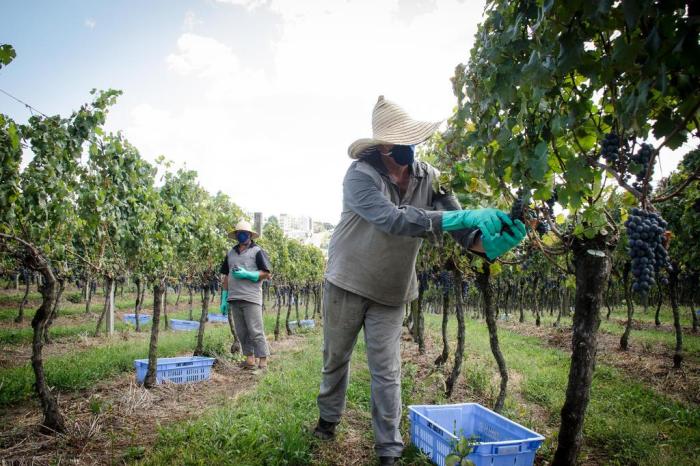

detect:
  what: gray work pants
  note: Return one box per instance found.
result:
[317,281,404,457]
[229,300,269,357]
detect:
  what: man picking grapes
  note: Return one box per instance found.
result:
[313,96,526,464]
[220,220,272,370]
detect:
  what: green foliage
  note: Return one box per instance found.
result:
[657,148,700,270]
[445,0,698,244]
[0,44,16,68]
[446,436,476,466]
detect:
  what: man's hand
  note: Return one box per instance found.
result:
[481,220,527,260]
[442,209,513,237]
[220,290,229,315]
[232,267,261,283]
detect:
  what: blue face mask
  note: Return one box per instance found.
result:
[236,231,250,244]
[390,145,415,166]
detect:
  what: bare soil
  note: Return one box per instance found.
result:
[0,334,307,466]
[500,320,700,406]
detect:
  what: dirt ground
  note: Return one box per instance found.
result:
[0,334,307,466]
[500,320,700,406]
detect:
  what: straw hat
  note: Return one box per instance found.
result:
[233,220,258,239]
[347,95,442,159]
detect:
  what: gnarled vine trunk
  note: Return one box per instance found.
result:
[15,275,30,323]
[43,277,65,344]
[435,280,450,367]
[553,235,614,466]
[620,262,634,351]
[476,265,508,412]
[285,287,293,335]
[669,264,683,369]
[274,287,282,340]
[144,283,164,389]
[193,281,210,356]
[446,267,465,398]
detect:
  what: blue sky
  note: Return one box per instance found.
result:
[3,0,492,223]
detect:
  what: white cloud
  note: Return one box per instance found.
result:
[125,1,487,222]
[183,10,202,31]
[84,18,96,29]
[165,33,270,100]
[214,0,267,10]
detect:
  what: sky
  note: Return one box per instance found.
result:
[1,0,488,223]
[1,1,689,224]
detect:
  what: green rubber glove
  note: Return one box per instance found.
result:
[442,208,514,237]
[482,220,527,260]
[232,267,260,282]
[220,290,228,315]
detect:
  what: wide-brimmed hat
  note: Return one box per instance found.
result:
[347,95,442,159]
[233,220,258,239]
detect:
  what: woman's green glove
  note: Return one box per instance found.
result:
[232,267,260,282]
[442,208,514,236]
[220,290,229,315]
[482,220,527,260]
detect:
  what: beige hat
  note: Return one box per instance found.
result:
[347,95,442,159]
[234,220,258,238]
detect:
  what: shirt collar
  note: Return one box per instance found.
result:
[233,240,255,253]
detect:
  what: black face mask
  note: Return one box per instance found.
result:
[390,145,415,166]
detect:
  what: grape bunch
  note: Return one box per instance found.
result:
[630,143,654,188]
[438,270,452,291]
[545,190,557,216]
[600,133,621,165]
[510,190,526,223]
[536,221,550,236]
[624,208,671,294]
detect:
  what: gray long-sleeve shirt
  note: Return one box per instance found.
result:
[325,151,478,306]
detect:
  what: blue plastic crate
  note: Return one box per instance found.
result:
[134,356,215,384]
[300,319,315,328]
[207,313,228,323]
[170,319,200,331]
[123,314,151,325]
[288,320,298,330]
[408,403,544,466]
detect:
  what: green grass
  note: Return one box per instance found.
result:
[0,320,133,345]
[424,314,700,465]
[0,325,234,406]
[143,331,326,466]
[523,306,700,359]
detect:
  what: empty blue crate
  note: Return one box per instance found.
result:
[134,356,215,384]
[207,313,228,323]
[408,403,544,466]
[170,319,200,331]
[123,314,151,325]
[288,320,298,330]
[300,319,315,329]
